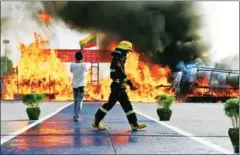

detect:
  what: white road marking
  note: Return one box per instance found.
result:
[1,103,73,145]
[135,110,233,154]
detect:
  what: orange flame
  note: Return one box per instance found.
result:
[1,37,173,102]
[38,11,51,25]
[2,33,73,100]
[189,76,239,97]
[1,33,238,101]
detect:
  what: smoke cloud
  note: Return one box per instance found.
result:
[215,54,239,70]
[43,1,208,71]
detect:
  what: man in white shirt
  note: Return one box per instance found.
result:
[70,51,87,121]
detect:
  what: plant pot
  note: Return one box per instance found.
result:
[26,107,41,120]
[157,108,172,121]
[228,128,239,153]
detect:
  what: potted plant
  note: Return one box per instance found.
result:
[155,94,176,121]
[224,98,239,153]
[22,93,45,120]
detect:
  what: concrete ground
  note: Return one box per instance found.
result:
[0,101,235,154]
[133,102,233,152]
[1,101,70,138]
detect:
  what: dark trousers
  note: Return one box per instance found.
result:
[94,82,138,126]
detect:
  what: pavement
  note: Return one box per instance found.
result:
[133,102,233,152]
[0,101,235,154]
[1,101,70,139]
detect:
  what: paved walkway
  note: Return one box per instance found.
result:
[1,103,233,154]
[1,101,70,139]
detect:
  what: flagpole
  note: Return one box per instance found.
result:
[96,32,99,49]
[95,32,99,88]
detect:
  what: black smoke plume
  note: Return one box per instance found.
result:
[43,1,208,71]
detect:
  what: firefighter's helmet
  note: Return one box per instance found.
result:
[116,40,133,51]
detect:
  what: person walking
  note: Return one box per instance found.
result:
[70,51,87,121]
[92,41,147,131]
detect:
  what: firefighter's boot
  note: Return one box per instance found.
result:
[92,105,108,130]
[92,119,108,130]
[130,123,147,131]
[126,110,147,131]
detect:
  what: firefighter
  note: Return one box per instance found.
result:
[92,40,147,131]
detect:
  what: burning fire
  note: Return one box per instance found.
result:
[1,11,174,101]
[2,32,73,100]
[1,33,172,101]
[2,11,238,102]
[189,76,239,97]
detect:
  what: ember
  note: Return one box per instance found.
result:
[38,11,51,25]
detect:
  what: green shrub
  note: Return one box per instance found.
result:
[22,94,45,108]
[155,94,176,110]
[224,98,239,128]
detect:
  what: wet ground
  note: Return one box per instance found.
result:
[1,101,70,137]
[1,102,234,154]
